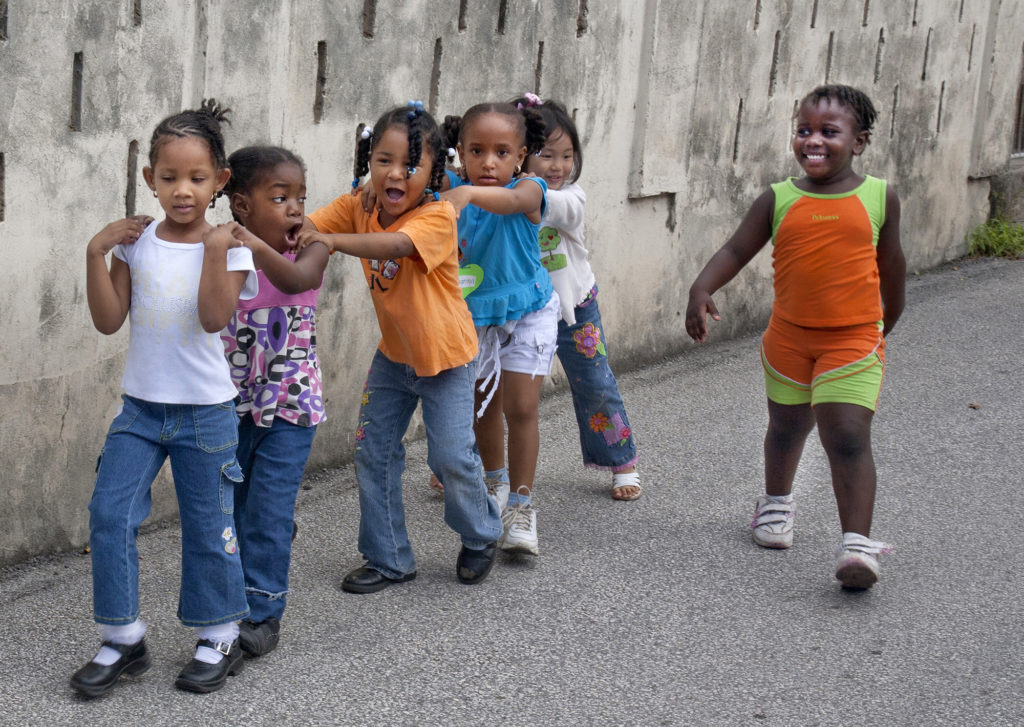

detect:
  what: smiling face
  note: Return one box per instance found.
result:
[458,112,526,187]
[369,125,433,227]
[232,162,306,253]
[791,97,868,190]
[527,127,575,191]
[143,135,229,241]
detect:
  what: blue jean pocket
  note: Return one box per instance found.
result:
[108,395,143,434]
[193,402,240,453]
[219,458,244,514]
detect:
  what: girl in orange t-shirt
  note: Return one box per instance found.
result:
[685,85,906,590]
[300,103,503,593]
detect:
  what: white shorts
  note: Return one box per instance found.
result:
[474,292,559,415]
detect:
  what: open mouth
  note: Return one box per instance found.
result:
[285,223,301,247]
[385,188,404,202]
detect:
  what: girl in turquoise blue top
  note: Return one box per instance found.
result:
[438,102,558,557]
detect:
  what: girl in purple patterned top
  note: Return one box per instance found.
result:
[219,146,330,657]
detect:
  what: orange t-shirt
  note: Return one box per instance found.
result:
[770,176,887,328]
[309,193,477,376]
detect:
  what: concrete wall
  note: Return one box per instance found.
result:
[2,0,1022,564]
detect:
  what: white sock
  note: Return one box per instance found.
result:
[93,619,147,665]
[765,493,794,504]
[194,622,239,664]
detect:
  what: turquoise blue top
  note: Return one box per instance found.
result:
[448,171,552,326]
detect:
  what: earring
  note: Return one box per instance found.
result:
[515,164,522,175]
[152,190,158,198]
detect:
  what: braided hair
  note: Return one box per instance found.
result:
[148,99,231,206]
[509,95,584,184]
[352,102,447,197]
[442,102,547,161]
[799,84,878,141]
[224,146,306,223]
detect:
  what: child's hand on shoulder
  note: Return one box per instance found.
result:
[353,184,380,214]
[440,186,473,219]
[295,229,334,254]
[204,223,244,253]
[86,216,154,257]
[228,223,269,253]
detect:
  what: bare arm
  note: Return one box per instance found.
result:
[231,223,329,294]
[441,178,544,223]
[876,186,906,336]
[85,216,152,334]
[198,225,249,333]
[685,190,775,343]
[295,228,415,260]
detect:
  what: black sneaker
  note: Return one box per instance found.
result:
[237,618,281,657]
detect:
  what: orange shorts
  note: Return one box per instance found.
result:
[761,315,885,410]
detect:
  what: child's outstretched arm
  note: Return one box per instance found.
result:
[85,216,153,334]
[230,222,329,294]
[876,186,906,336]
[543,185,585,232]
[685,190,774,343]
[441,178,544,223]
[198,225,250,333]
[295,228,414,260]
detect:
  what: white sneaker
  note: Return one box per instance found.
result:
[500,501,538,555]
[835,532,891,589]
[751,495,795,548]
[485,477,510,513]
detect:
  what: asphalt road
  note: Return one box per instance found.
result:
[1,258,1021,726]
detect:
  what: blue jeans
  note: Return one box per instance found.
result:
[354,350,502,578]
[234,416,316,623]
[89,395,250,627]
[556,287,638,471]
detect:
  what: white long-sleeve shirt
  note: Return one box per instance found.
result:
[539,182,596,325]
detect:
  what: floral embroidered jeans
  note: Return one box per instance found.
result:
[556,286,638,471]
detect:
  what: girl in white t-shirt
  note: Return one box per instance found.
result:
[73,100,257,698]
[514,95,641,501]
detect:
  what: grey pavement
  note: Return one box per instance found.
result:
[1,258,1022,726]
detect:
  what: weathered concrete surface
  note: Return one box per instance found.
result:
[2,1,1023,562]
[0,259,1021,725]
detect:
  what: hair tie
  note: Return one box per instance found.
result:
[360,125,373,140]
[433,191,441,202]
[352,178,360,188]
[521,92,543,108]
[407,99,425,119]
[447,147,457,159]
[407,166,418,178]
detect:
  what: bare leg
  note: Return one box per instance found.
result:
[501,371,544,495]
[813,402,876,536]
[473,378,506,473]
[764,400,816,495]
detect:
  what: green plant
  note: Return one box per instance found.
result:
[967,217,1024,258]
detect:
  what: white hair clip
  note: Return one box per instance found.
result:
[360,125,373,140]
[447,147,457,159]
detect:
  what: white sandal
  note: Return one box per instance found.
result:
[611,471,642,501]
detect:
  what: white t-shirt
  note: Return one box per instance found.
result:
[113,221,257,404]
[539,182,596,325]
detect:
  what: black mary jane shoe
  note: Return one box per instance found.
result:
[238,617,280,658]
[70,639,151,698]
[174,639,244,694]
[456,542,498,585]
[340,566,417,594]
